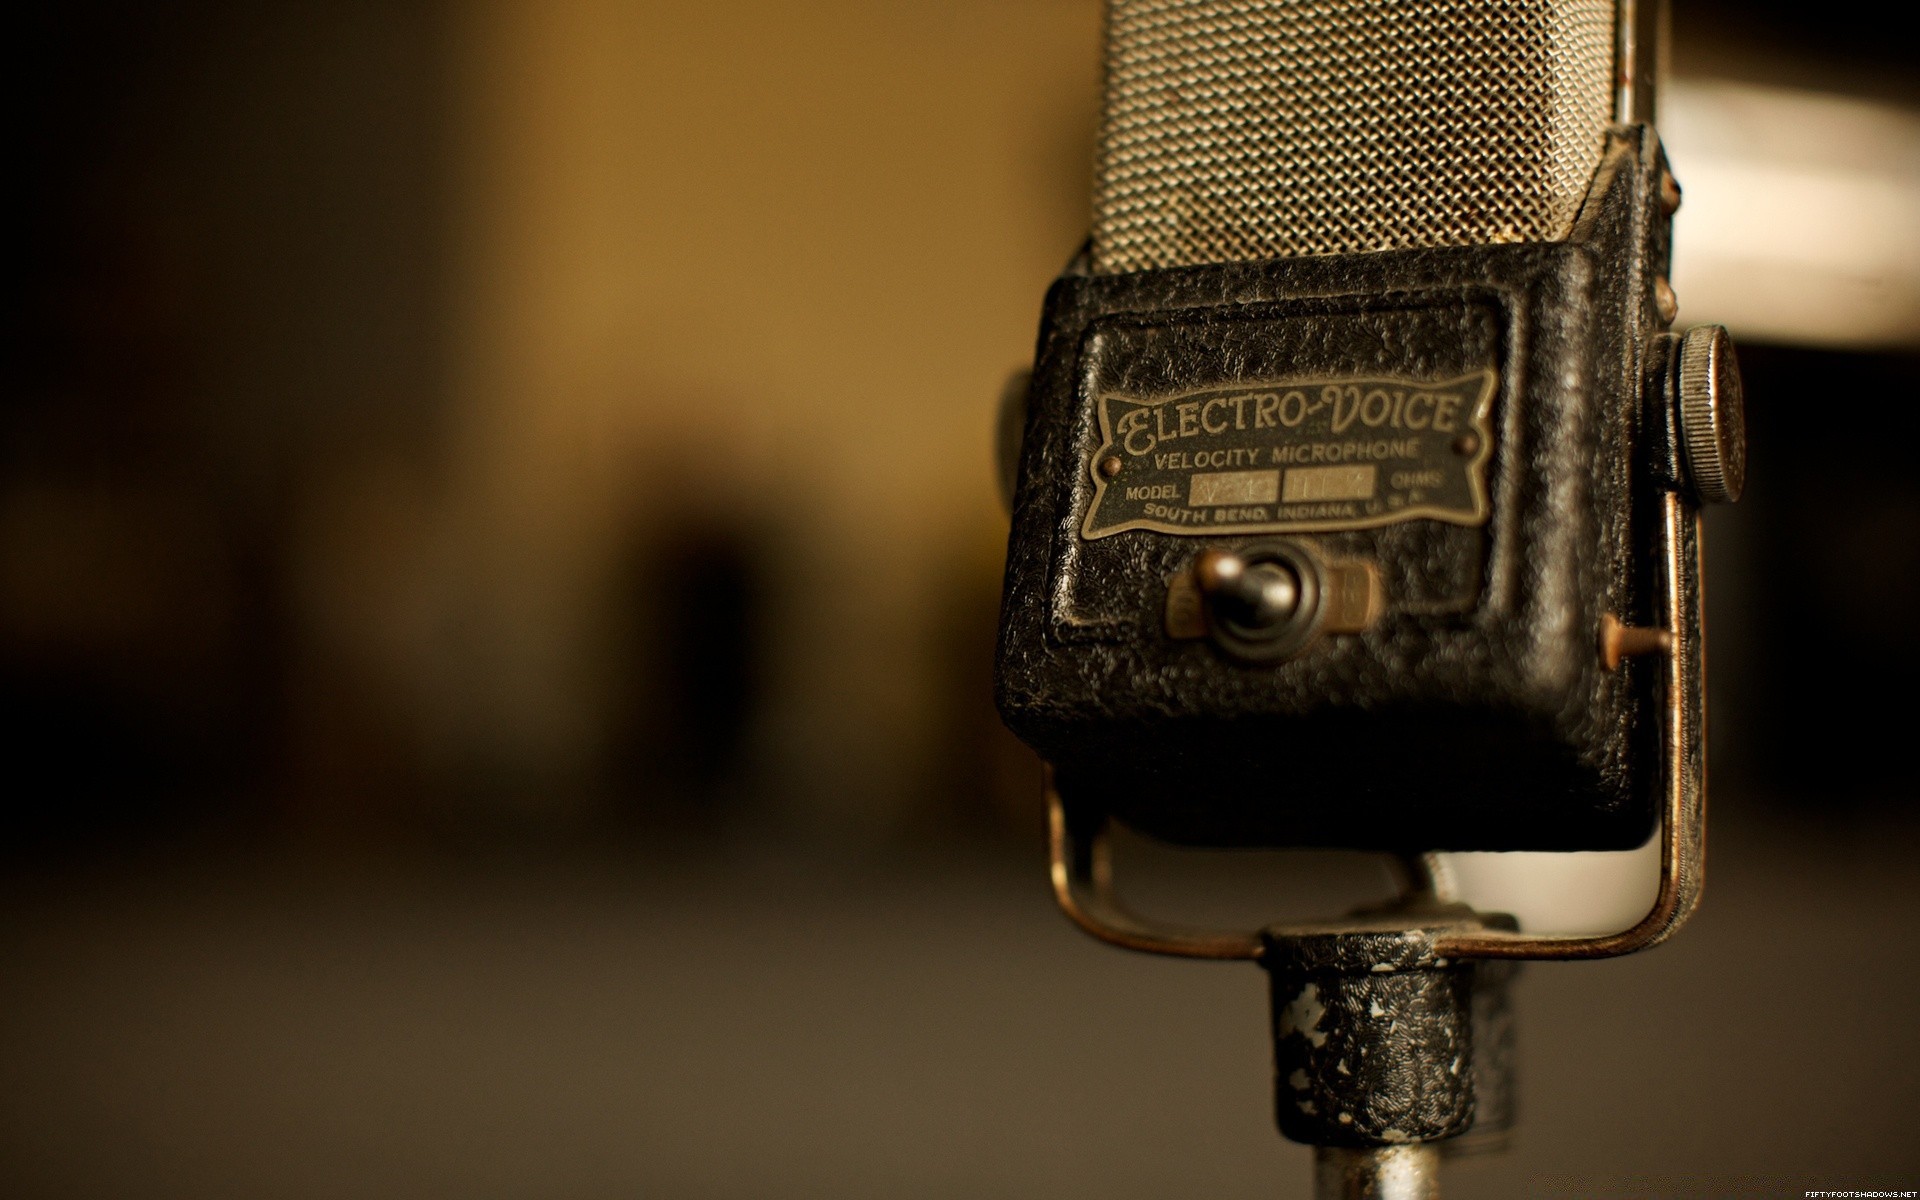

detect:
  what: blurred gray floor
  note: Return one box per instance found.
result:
[2,801,1917,1199]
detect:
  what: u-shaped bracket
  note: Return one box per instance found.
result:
[1048,492,1707,963]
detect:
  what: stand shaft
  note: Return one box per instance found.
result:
[1314,1146,1440,1200]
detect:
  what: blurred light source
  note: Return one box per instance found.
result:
[1663,79,1920,349]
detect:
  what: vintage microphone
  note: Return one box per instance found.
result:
[995,1,1744,1195]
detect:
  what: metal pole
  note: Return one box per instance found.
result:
[1314,1146,1441,1200]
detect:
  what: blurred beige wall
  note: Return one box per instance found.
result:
[297,1,1100,828]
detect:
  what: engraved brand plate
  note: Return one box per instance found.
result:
[1082,371,1496,539]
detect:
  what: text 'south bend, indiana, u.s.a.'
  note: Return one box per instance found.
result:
[1081,370,1498,540]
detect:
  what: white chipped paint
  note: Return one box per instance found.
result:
[1336,1059,1351,1076]
[1369,1000,1386,1018]
[1381,1128,1412,1144]
[1337,1112,1354,1125]
[1370,963,1395,973]
[1288,1069,1310,1092]
[1279,983,1329,1048]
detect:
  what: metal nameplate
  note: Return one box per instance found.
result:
[1081,371,1497,540]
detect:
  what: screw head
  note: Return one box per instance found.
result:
[1659,170,1683,215]
[1675,325,1746,504]
[1654,277,1679,325]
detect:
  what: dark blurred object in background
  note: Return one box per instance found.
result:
[10,2,452,846]
[9,0,1077,851]
[1715,345,1920,806]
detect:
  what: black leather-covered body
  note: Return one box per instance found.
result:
[995,128,1676,852]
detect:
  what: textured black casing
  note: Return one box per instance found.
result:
[995,128,1677,852]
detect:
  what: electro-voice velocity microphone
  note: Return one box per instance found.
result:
[993,2,1743,1192]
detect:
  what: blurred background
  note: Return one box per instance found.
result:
[5,1,1916,1196]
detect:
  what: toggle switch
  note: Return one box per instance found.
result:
[1195,550,1302,632]
[1189,540,1326,661]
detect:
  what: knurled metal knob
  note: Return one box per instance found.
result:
[1676,324,1746,504]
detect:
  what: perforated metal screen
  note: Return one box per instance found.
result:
[1093,0,1617,272]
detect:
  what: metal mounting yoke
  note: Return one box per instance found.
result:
[1047,490,1707,964]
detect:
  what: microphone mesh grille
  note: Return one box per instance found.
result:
[1093,0,1617,273]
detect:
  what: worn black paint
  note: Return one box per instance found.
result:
[1262,929,1477,1148]
[995,127,1677,851]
